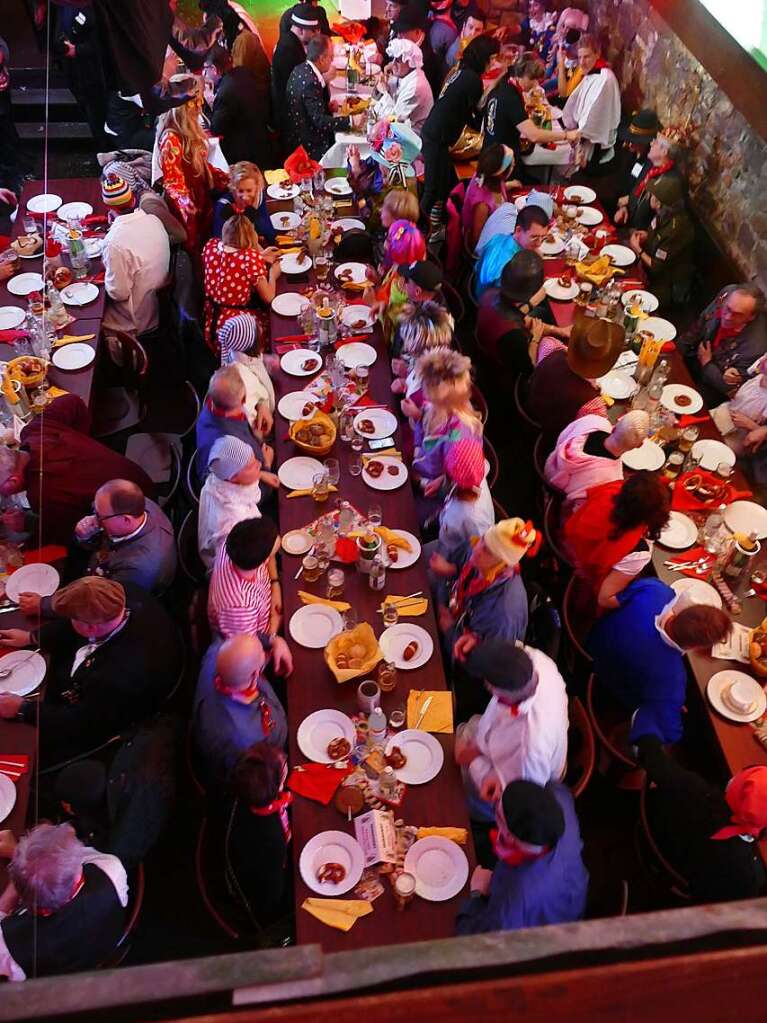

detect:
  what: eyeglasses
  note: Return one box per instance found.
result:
[92,506,125,524]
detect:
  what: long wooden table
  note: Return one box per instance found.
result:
[267,210,475,950]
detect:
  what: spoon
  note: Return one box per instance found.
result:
[0,649,40,680]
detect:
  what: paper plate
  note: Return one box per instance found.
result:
[621,289,659,313]
[5,562,59,603]
[340,304,375,331]
[337,341,376,369]
[404,836,469,902]
[641,315,677,343]
[0,307,25,330]
[658,510,698,550]
[543,278,579,301]
[621,438,665,471]
[297,709,356,765]
[325,177,353,196]
[272,292,311,318]
[280,349,322,377]
[280,253,312,274]
[383,529,421,569]
[660,384,703,416]
[57,201,93,223]
[266,182,299,200]
[270,210,300,231]
[0,650,47,697]
[27,192,62,214]
[332,218,365,233]
[385,730,444,785]
[0,773,17,826]
[362,455,408,491]
[379,623,433,670]
[724,501,767,541]
[539,235,565,256]
[602,244,635,267]
[7,272,44,297]
[691,439,736,473]
[278,455,325,490]
[281,528,314,555]
[353,408,397,440]
[575,206,602,226]
[289,603,344,648]
[335,261,369,286]
[277,390,321,421]
[671,577,723,609]
[707,670,767,724]
[563,185,596,204]
[598,369,636,400]
[52,343,95,370]
[60,282,99,306]
[299,830,365,895]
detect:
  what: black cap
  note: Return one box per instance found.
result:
[501,781,566,847]
[618,108,662,144]
[400,260,442,292]
[463,637,534,693]
[291,3,321,28]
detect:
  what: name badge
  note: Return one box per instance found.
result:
[655,248,668,261]
[76,11,86,23]
[631,162,643,178]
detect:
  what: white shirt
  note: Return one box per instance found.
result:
[102,209,170,337]
[307,60,326,89]
[373,68,434,135]
[198,474,262,573]
[563,67,621,148]
[464,646,569,792]
[226,352,276,429]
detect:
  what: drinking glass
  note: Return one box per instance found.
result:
[324,457,340,486]
[394,871,416,910]
[302,554,321,582]
[716,462,734,483]
[382,603,399,628]
[351,435,364,454]
[367,503,383,528]
[342,606,358,631]
[312,470,330,503]
[22,215,37,236]
[327,567,345,598]
[349,452,362,476]
[388,704,406,729]
[340,412,355,443]
[315,252,330,283]
[678,426,700,454]
[355,366,370,396]
[377,659,397,692]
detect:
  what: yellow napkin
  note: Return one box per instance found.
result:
[276,234,297,245]
[407,690,454,734]
[600,392,615,407]
[362,449,402,462]
[302,898,372,932]
[279,246,303,256]
[374,525,410,550]
[52,333,96,348]
[265,169,290,185]
[340,281,369,292]
[286,485,338,499]
[298,590,351,613]
[416,827,468,845]
[381,594,428,617]
[46,386,69,399]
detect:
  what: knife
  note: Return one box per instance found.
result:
[415,695,433,731]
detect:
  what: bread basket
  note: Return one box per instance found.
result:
[289,408,337,457]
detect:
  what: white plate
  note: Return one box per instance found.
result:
[0,307,25,330]
[621,438,665,471]
[340,304,374,331]
[724,501,767,541]
[266,182,299,200]
[385,730,444,785]
[325,177,353,196]
[543,278,579,301]
[299,830,364,895]
[602,244,636,267]
[277,390,320,421]
[5,563,59,603]
[0,650,47,697]
[83,236,105,259]
[281,528,314,555]
[363,455,408,491]
[280,349,322,377]
[707,670,767,724]
[278,455,325,490]
[641,315,677,343]
[332,218,365,233]
[337,341,377,369]
[60,282,99,306]
[539,235,565,256]
[660,384,703,415]
[272,292,311,318]
[0,774,17,826]
[7,273,44,297]
[52,343,95,371]
[563,185,596,204]
[280,253,312,274]
[383,529,421,569]
[297,709,356,765]
[671,577,723,609]
[404,836,469,902]
[27,192,62,214]
[575,206,602,226]
[57,201,93,223]
[335,261,369,286]
[289,603,344,648]
[353,408,397,440]
[270,210,300,231]
[691,439,736,473]
[379,622,433,670]
[598,369,636,400]
[621,289,659,313]
[658,510,698,550]
[15,238,43,260]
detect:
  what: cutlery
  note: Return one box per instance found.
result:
[0,648,40,680]
[415,696,433,731]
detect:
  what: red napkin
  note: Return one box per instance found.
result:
[671,471,750,512]
[287,762,353,804]
[334,335,370,349]
[0,755,29,782]
[84,272,104,284]
[666,546,715,578]
[0,330,29,343]
[83,215,107,226]
[23,545,67,566]
[678,413,710,428]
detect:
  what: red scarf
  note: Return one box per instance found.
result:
[634,159,674,198]
[214,674,275,734]
[206,397,246,421]
[588,58,611,74]
[711,321,743,352]
[251,791,293,843]
[490,828,549,867]
[562,479,648,590]
[449,559,511,619]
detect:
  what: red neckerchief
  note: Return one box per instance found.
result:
[711,303,744,351]
[634,159,674,198]
[251,791,293,843]
[32,872,85,917]
[587,58,610,75]
[206,397,246,422]
[449,559,512,618]
[490,828,549,867]
[214,674,275,733]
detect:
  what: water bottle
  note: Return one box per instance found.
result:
[67,219,89,280]
[367,706,387,748]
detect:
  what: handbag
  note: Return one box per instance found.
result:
[449,126,483,160]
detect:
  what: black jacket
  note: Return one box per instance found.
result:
[221,796,291,925]
[284,61,350,160]
[422,65,483,147]
[211,66,272,166]
[271,31,306,129]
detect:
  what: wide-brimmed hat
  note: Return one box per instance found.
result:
[618,108,662,145]
[567,317,624,379]
[369,121,422,170]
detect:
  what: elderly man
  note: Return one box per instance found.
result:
[0,823,128,980]
[209,516,282,640]
[0,577,180,764]
[194,633,288,785]
[373,38,434,135]
[0,394,154,545]
[284,35,356,161]
[199,437,263,572]
[271,3,320,136]
[677,284,767,407]
[455,639,568,821]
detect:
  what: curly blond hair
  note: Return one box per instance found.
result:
[417,347,481,434]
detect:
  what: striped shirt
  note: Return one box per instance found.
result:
[207,545,272,638]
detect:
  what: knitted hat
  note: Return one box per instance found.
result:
[645,173,685,208]
[500,781,566,848]
[101,172,133,208]
[711,767,767,841]
[618,108,662,144]
[444,436,484,490]
[101,160,148,200]
[218,314,259,363]
[463,638,536,697]
[52,577,126,624]
[209,435,256,481]
[400,260,442,292]
[612,410,650,451]
[483,518,539,567]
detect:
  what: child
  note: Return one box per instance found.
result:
[391,300,455,399]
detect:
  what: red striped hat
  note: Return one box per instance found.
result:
[101,172,133,208]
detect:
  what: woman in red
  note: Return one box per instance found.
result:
[202,212,281,350]
[563,471,670,611]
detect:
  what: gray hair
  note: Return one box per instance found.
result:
[655,136,683,163]
[306,34,331,63]
[10,823,85,912]
[734,283,765,314]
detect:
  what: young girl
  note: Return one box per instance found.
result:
[375,219,427,341]
[461,144,519,252]
[391,300,455,399]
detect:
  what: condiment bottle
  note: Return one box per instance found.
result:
[367,706,387,748]
[379,766,397,798]
[369,554,386,590]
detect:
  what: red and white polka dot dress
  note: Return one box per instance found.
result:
[202,239,269,350]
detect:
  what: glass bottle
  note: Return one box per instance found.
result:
[367,706,387,748]
[701,504,727,553]
[369,554,386,591]
[67,219,89,280]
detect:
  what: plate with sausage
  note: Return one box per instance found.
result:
[379,623,433,670]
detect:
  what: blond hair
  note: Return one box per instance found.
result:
[231,30,270,77]
[157,82,213,186]
[382,188,419,224]
[222,213,259,250]
[417,347,481,435]
[229,161,265,205]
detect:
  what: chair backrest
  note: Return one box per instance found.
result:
[103,330,150,391]
[525,581,562,662]
[195,817,241,941]
[483,435,499,490]
[470,382,489,425]
[179,380,202,439]
[543,496,573,569]
[178,507,207,586]
[157,442,182,514]
[566,695,596,799]
[639,779,691,899]
[492,496,510,522]
[586,673,638,770]
[185,447,204,505]
[466,268,480,309]
[562,574,593,662]
[99,863,146,969]
[513,374,542,431]
[442,280,466,326]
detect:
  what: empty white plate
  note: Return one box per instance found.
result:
[278,455,325,490]
[724,501,767,541]
[27,193,62,214]
[332,218,365,232]
[52,343,95,370]
[379,623,433,670]
[272,292,311,318]
[297,709,356,765]
[598,369,636,400]
[621,289,659,313]
[280,253,312,274]
[543,278,579,301]
[280,349,322,376]
[707,670,766,724]
[0,307,25,330]
[281,529,313,555]
[404,836,469,902]
[621,438,665,471]
[385,730,444,785]
[57,201,93,222]
[325,177,353,196]
[0,773,17,825]
[658,510,698,549]
[0,650,47,697]
[661,384,703,415]
[353,408,397,440]
[270,210,300,231]
[382,529,421,569]
[60,282,99,306]
[602,244,635,267]
[691,439,736,472]
[671,577,723,609]
[335,261,369,286]
[575,206,602,226]
[363,455,408,491]
[299,830,364,895]
[563,185,596,204]
[277,390,320,421]
[5,562,59,603]
[266,182,299,200]
[289,603,344,649]
[337,341,376,369]
[340,304,374,330]
[7,272,44,297]
[641,315,677,343]
[539,235,565,256]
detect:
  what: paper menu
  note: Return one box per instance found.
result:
[354,809,397,867]
[713,622,752,664]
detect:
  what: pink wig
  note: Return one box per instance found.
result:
[384,219,427,267]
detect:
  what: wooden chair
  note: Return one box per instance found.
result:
[483,435,500,490]
[195,817,241,941]
[562,574,593,663]
[184,446,204,505]
[586,673,644,790]
[543,497,573,570]
[585,878,630,920]
[442,280,466,326]
[91,331,150,438]
[466,268,480,309]
[177,507,207,586]
[185,720,207,801]
[99,863,146,968]
[38,732,125,778]
[566,695,596,799]
[513,374,542,432]
[470,382,489,425]
[636,779,691,900]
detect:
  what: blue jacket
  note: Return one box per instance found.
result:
[195,405,263,478]
[456,782,588,934]
[475,234,520,297]
[586,577,687,744]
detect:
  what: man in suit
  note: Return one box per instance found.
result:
[284,34,356,160]
[271,4,320,144]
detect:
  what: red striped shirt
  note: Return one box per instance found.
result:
[207,545,272,638]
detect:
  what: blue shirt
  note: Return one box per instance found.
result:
[456,783,588,934]
[586,578,687,744]
[195,405,263,479]
[475,234,521,297]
